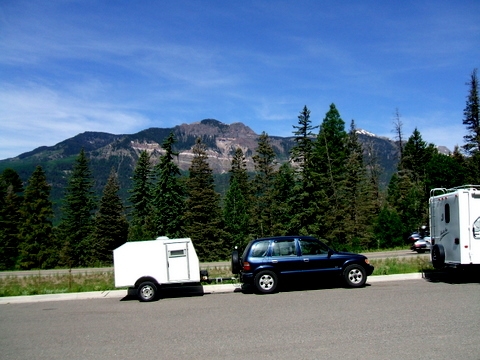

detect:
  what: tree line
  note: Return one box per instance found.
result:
[0,69,478,270]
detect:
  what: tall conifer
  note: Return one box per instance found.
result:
[90,169,129,265]
[184,138,226,261]
[58,149,96,267]
[152,132,185,238]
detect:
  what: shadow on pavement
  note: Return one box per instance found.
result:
[120,284,206,302]
[423,267,480,284]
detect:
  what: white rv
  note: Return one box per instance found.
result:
[429,186,480,269]
[113,236,208,301]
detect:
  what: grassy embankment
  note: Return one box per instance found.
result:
[0,255,433,297]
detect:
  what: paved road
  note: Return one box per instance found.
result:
[0,277,479,360]
[0,250,427,278]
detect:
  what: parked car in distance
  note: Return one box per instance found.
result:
[231,236,374,294]
[411,236,431,253]
[407,232,422,243]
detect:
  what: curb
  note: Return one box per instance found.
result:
[0,273,424,304]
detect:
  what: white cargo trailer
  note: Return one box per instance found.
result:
[114,236,207,301]
[429,185,480,269]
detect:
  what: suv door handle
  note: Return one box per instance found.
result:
[272,260,278,263]
[303,258,309,262]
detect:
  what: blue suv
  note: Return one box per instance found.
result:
[231,236,374,293]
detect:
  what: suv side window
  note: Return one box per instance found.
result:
[299,238,330,255]
[271,239,296,256]
[250,240,270,257]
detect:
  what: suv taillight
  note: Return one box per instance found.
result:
[243,261,251,271]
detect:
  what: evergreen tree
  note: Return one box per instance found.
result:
[343,120,374,250]
[229,147,250,196]
[462,68,480,156]
[373,205,404,249]
[18,166,56,269]
[0,169,23,270]
[462,69,480,183]
[90,169,129,265]
[184,138,226,261]
[310,103,349,246]
[152,133,185,238]
[128,150,154,240]
[223,176,249,249]
[291,105,318,171]
[289,106,319,235]
[224,148,250,250]
[250,132,277,238]
[392,128,436,232]
[270,162,295,235]
[425,152,466,191]
[57,149,97,267]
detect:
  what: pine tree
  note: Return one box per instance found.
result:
[462,68,480,182]
[270,163,295,235]
[291,105,318,172]
[57,149,97,267]
[17,166,56,269]
[224,148,250,249]
[462,68,480,156]
[343,120,374,250]
[184,138,226,261]
[0,168,23,270]
[310,103,349,246]
[223,176,249,249]
[128,150,154,240]
[152,132,185,238]
[250,132,277,238]
[0,169,23,270]
[289,106,319,235]
[90,169,129,265]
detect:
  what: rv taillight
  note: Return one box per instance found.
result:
[243,262,251,271]
[455,238,460,245]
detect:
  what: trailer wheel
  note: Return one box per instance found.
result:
[431,244,445,269]
[231,250,240,274]
[343,264,367,287]
[254,270,277,294]
[137,281,158,302]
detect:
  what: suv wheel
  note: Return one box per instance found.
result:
[254,270,278,294]
[343,264,366,287]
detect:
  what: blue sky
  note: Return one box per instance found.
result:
[1,1,479,160]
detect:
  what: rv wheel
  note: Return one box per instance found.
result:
[431,244,445,269]
[137,281,158,302]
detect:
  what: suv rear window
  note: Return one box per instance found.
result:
[250,240,270,257]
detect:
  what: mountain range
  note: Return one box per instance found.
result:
[0,119,404,218]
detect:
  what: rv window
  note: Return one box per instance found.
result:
[473,217,480,239]
[169,249,186,257]
[445,204,450,223]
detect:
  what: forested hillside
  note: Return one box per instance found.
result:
[1,69,478,271]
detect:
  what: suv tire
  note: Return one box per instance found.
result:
[343,264,366,287]
[231,250,240,274]
[254,270,278,294]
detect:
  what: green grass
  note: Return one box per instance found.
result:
[0,257,433,297]
[370,256,433,275]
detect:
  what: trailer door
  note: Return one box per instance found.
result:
[469,192,480,265]
[166,242,190,281]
